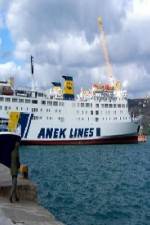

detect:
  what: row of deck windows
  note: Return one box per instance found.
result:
[76,117,128,121]
[76,103,127,108]
[32,116,128,121]
[0,97,127,109]
[0,97,64,106]
[0,105,127,117]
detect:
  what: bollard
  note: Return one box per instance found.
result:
[20,164,28,179]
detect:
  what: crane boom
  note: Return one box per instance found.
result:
[98,17,114,81]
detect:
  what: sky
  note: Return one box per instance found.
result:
[0,0,150,97]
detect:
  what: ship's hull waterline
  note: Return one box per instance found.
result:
[21,135,138,145]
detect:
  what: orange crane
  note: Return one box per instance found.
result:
[97,17,121,90]
[97,17,113,81]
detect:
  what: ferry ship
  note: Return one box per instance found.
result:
[0,76,141,145]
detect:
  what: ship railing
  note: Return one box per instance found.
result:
[131,115,143,124]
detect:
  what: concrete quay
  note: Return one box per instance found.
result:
[0,164,65,225]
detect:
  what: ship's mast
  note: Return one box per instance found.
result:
[31,55,35,90]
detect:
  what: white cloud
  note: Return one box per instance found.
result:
[0,62,21,79]
[127,0,150,22]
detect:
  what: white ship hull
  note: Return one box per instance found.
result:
[20,119,139,145]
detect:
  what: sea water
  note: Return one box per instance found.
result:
[20,138,150,225]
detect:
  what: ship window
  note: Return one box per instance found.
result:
[122,104,125,108]
[59,117,64,122]
[38,93,43,97]
[5,98,10,102]
[5,106,7,110]
[12,98,18,102]
[33,116,38,120]
[118,104,121,108]
[53,101,58,106]
[25,99,30,103]
[41,100,46,105]
[95,117,99,122]
[47,101,52,106]
[19,99,24,103]
[0,97,4,101]
[114,104,116,108]
[32,108,38,112]
[59,102,64,106]
[105,104,108,108]
[96,104,99,108]
[101,104,104,108]
[96,110,99,115]
[109,104,112,108]
[86,103,90,107]
[0,106,2,110]
[32,100,38,104]
[91,110,93,115]
[81,103,84,107]
[59,102,63,106]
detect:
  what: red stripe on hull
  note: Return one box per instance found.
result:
[21,135,138,145]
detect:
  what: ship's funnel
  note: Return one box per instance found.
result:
[52,82,61,87]
[62,76,74,100]
[51,82,62,95]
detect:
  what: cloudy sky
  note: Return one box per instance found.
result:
[0,0,150,97]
